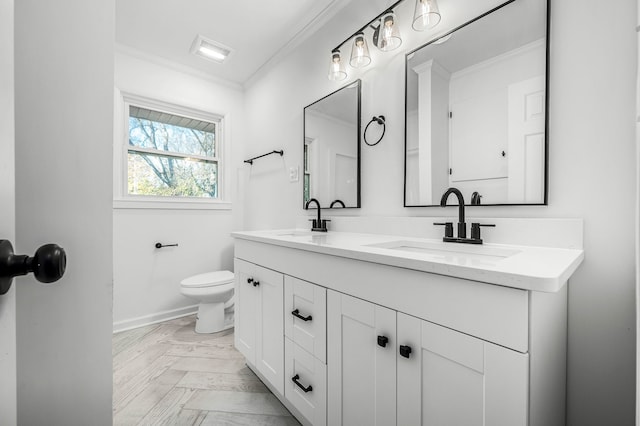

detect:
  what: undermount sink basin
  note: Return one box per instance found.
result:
[276,230,315,237]
[365,240,521,261]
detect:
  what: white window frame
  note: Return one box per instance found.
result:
[114,92,231,210]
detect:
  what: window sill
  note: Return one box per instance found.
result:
[113,198,232,211]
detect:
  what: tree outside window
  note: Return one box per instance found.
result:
[127,106,220,199]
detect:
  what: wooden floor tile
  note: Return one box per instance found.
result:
[184,390,292,416]
[176,371,268,393]
[200,411,300,426]
[113,315,295,425]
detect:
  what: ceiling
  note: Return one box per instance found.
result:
[115,0,347,86]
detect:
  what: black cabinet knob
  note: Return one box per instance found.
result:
[377,335,389,347]
[0,240,66,295]
[399,345,412,358]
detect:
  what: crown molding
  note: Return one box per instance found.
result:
[115,43,243,92]
[244,0,355,89]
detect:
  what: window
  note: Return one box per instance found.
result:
[120,97,226,206]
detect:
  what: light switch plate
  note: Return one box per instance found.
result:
[289,166,299,182]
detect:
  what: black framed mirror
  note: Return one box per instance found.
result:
[303,79,361,209]
[404,0,548,207]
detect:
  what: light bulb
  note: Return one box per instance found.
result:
[349,33,371,68]
[328,50,347,81]
[376,12,402,52]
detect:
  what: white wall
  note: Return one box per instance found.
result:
[113,50,244,330]
[0,0,16,423]
[242,0,637,424]
[14,0,114,424]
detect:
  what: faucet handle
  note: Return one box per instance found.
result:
[470,223,495,241]
[434,222,454,238]
[308,219,318,229]
[321,219,331,230]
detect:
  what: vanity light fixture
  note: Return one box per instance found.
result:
[374,11,402,51]
[327,49,347,81]
[326,0,442,81]
[349,33,372,68]
[412,0,441,31]
[190,35,233,64]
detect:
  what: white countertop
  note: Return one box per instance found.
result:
[232,228,585,293]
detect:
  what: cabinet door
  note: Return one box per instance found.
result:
[254,264,285,395]
[397,313,529,426]
[234,258,258,365]
[327,291,396,426]
[284,276,327,362]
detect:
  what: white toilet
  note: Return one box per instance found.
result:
[179,270,235,334]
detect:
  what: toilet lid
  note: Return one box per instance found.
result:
[180,270,234,288]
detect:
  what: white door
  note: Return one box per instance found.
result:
[254,264,285,395]
[234,259,258,364]
[397,313,529,426]
[234,259,285,395]
[0,0,16,423]
[507,76,545,203]
[450,88,508,182]
[327,291,396,426]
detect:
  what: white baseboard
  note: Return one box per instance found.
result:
[113,305,198,334]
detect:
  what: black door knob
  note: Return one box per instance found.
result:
[0,240,66,295]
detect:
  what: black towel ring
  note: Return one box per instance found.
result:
[364,115,386,146]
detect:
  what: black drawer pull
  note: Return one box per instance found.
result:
[291,309,312,321]
[399,345,412,358]
[377,335,389,347]
[292,374,313,393]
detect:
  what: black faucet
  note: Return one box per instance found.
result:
[330,199,345,208]
[305,198,330,232]
[437,187,494,244]
[440,187,467,239]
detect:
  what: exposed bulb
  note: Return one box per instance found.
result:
[349,33,371,68]
[328,50,347,81]
[376,12,402,52]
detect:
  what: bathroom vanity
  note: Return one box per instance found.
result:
[231,229,583,426]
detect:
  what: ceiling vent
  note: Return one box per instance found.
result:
[190,35,233,64]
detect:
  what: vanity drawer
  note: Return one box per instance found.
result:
[285,338,327,426]
[285,276,327,363]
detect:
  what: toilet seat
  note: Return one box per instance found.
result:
[180,270,234,288]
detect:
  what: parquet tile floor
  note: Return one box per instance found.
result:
[112,315,300,425]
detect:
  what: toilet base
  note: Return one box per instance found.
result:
[195,302,234,334]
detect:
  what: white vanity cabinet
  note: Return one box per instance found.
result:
[234,258,285,395]
[327,291,396,426]
[396,313,528,426]
[284,276,327,425]
[327,291,528,426]
[232,233,575,426]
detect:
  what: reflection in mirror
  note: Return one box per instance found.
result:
[304,80,361,208]
[405,0,548,206]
